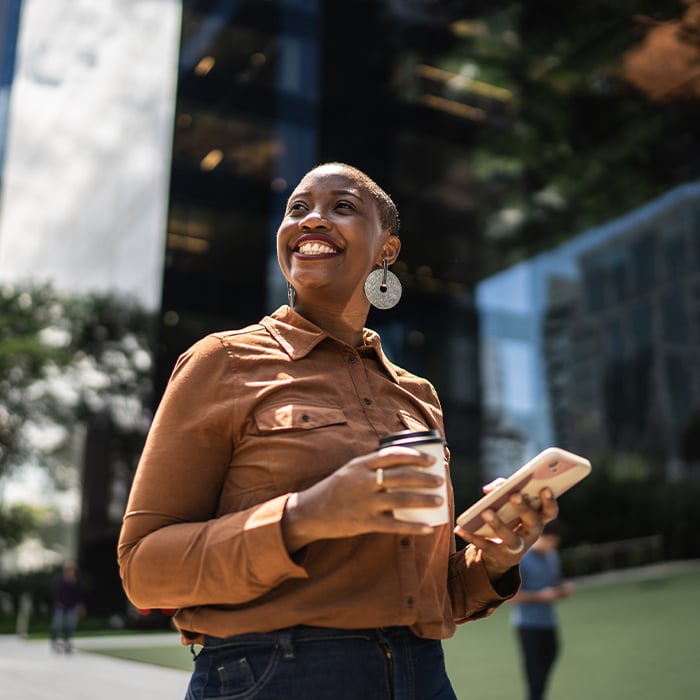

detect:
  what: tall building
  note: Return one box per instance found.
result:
[478,183,700,479]
[158,0,488,466]
[0,0,180,309]
[545,184,700,475]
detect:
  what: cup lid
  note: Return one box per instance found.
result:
[378,429,445,448]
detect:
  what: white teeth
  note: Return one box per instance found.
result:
[297,242,338,255]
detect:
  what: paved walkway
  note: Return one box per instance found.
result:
[1,632,191,699]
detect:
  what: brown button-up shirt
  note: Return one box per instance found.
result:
[118,306,517,645]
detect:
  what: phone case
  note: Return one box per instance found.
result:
[455,447,591,536]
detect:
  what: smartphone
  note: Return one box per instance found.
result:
[455,447,591,536]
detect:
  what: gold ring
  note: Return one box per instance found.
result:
[506,536,526,555]
[375,468,384,488]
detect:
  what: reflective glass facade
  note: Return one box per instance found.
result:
[0,0,21,179]
[162,1,700,513]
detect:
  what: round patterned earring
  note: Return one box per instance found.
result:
[364,259,402,309]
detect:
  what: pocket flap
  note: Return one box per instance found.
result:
[254,404,347,432]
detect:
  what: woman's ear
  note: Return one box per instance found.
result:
[381,235,401,265]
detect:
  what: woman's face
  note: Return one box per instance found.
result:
[277,164,399,307]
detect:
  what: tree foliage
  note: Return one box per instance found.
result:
[0,503,37,549]
[0,283,155,545]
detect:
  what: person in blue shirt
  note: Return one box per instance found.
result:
[511,519,575,700]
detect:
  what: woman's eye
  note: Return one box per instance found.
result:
[336,201,354,210]
[289,202,307,212]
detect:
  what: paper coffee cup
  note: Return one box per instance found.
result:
[377,429,448,526]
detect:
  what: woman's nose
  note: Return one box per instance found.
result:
[299,210,330,230]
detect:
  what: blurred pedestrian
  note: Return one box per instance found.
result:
[50,561,84,653]
[511,519,575,700]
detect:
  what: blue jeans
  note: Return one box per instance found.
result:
[51,606,78,642]
[185,625,457,700]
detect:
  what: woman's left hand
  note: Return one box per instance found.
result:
[453,487,559,582]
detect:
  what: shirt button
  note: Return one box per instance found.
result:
[348,355,357,363]
[301,414,310,422]
[406,596,414,608]
[400,537,410,548]
[363,398,372,405]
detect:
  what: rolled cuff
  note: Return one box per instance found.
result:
[238,494,309,590]
[450,545,521,623]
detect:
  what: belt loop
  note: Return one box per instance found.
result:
[277,628,295,661]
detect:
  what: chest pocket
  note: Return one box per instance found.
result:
[254,403,347,433]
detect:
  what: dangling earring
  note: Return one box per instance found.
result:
[364,259,402,309]
[287,282,296,308]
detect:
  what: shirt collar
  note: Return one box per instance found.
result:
[261,306,400,383]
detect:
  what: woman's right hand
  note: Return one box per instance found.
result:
[281,447,443,553]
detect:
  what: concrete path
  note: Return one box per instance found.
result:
[1,632,191,699]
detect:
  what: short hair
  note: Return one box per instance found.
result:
[309,162,400,237]
[542,519,567,539]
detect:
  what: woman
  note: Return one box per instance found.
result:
[118,162,558,699]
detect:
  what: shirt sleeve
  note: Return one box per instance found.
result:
[448,545,521,623]
[117,335,308,612]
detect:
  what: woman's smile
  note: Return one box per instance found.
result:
[293,233,344,259]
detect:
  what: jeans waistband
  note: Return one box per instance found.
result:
[203,625,414,649]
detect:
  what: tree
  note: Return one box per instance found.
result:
[0,504,36,549]
[0,283,155,550]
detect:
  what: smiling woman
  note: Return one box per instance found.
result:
[275,163,402,345]
[117,162,559,700]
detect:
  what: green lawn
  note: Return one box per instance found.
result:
[87,564,700,699]
[444,564,700,699]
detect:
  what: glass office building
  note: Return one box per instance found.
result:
[161,1,499,478]
[162,0,700,486]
